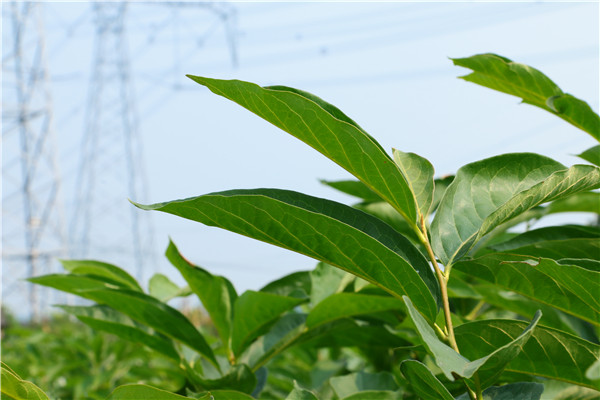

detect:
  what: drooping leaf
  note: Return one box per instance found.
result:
[148,273,191,302]
[28,274,119,301]
[403,296,541,388]
[285,381,319,400]
[489,225,600,252]
[320,179,382,203]
[231,290,305,356]
[577,145,600,166]
[260,271,312,299]
[59,259,142,291]
[431,153,600,265]
[455,382,544,400]
[329,371,399,400]
[453,254,600,325]
[393,149,435,219]
[545,192,600,215]
[136,189,440,323]
[452,53,600,140]
[399,360,454,400]
[306,293,404,329]
[166,240,237,352]
[187,76,419,225]
[455,319,600,389]
[59,305,180,361]
[107,384,193,399]
[1,362,50,400]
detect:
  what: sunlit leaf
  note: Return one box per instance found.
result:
[1,362,50,400]
[148,273,191,302]
[577,145,600,166]
[393,149,435,219]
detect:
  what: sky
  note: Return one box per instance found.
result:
[2,1,599,317]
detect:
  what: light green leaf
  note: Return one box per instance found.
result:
[1,362,50,400]
[59,259,142,291]
[310,262,351,305]
[403,296,541,387]
[577,145,600,166]
[107,384,193,399]
[136,189,440,324]
[489,225,600,252]
[455,382,544,400]
[187,76,419,225]
[586,359,600,381]
[320,179,382,203]
[455,319,600,389]
[166,240,237,352]
[399,360,454,400]
[306,293,404,329]
[431,153,600,265]
[431,176,454,215]
[232,290,305,356]
[393,149,435,218]
[452,53,600,140]
[453,254,600,325]
[329,371,399,399]
[285,381,319,400]
[148,273,191,302]
[260,271,311,299]
[545,192,600,215]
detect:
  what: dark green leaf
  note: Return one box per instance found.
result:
[186,364,256,394]
[455,382,543,400]
[399,360,454,400]
[209,390,256,400]
[285,381,319,400]
[453,254,600,325]
[28,274,118,301]
[59,259,142,291]
[329,371,399,399]
[148,273,191,302]
[342,391,401,400]
[353,202,422,244]
[260,271,311,299]
[489,225,600,252]
[232,290,305,356]
[496,238,600,261]
[107,384,193,399]
[187,76,419,225]
[452,53,599,140]
[136,189,440,323]
[320,179,382,203]
[577,145,600,166]
[393,149,435,218]
[1,361,50,400]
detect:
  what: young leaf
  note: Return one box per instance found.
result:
[1,361,50,400]
[455,320,600,389]
[320,179,382,203]
[393,149,435,219]
[329,371,399,399]
[577,145,600,166]
[399,360,454,400]
[455,382,544,400]
[135,189,440,324]
[231,290,305,356]
[59,259,143,291]
[186,76,419,226]
[285,381,319,400]
[166,240,237,352]
[148,273,191,302]
[453,254,600,325]
[452,53,600,140]
[403,296,541,388]
[305,293,405,329]
[107,384,193,399]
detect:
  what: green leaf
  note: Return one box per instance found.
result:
[59,259,142,291]
[455,382,544,400]
[1,362,50,400]
[58,305,180,361]
[148,273,191,302]
[310,262,351,305]
[107,384,193,399]
[453,254,600,325]
[495,238,600,261]
[232,290,305,356]
[489,225,600,252]
[399,360,454,400]
[393,149,435,218]
[186,76,419,225]
[342,391,401,400]
[431,176,454,214]
[208,390,256,400]
[329,371,399,399]
[455,319,600,389]
[403,296,541,387]
[77,288,217,367]
[586,359,600,381]
[260,271,311,299]
[306,293,404,329]
[136,189,440,324]
[320,179,382,203]
[431,153,600,265]
[577,145,600,166]
[452,53,600,140]
[545,192,600,215]
[166,240,237,352]
[186,364,257,394]
[285,381,319,400]
[27,274,118,301]
[353,202,422,245]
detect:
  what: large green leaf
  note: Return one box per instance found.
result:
[495,238,600,261]
[393,149,435,219]
[1,362,50,400]
[166,240,237,352]
[305,293,404,329]
[489,225,600,252]
[232,290,305,356]
[148,273,191,302]
[329,371,399,399]
[320,179,382,203]
[455,382,544,400]
[399,360,454,400]
[431,153,600,265]
[403,296,541,388]
[353,202,422,244]
[73,288,217,367]
[59,259,142,291]
[455,319,600,389]
[453,254,600,325]
[187,76,419,225]
[577,145,600,166]
[136,189,440,323]
[28,274,118,301]
[260,271,311,299]
[107,384,194,399]
[452,53,600,140]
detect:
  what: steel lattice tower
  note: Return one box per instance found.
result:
[2,2,67,320]
[70,2,155,282]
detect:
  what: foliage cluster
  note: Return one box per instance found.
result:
[3,53,599,400]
